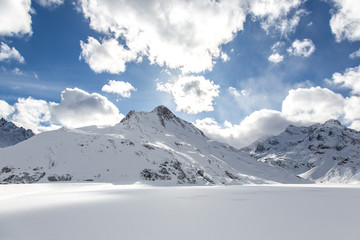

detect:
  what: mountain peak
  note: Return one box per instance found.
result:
[323,119,342,126]
[152,105,174,116]
[118,105,205,138]
[120,106,177,127]
[0,117,7,125]
[120,110,136,123]
[152,105,170,111]
[152,105,176,124]
[0,118,35,148]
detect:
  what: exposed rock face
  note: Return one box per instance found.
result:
[242,120,360,183]
[47,174,72,182]
[0,118,34,148]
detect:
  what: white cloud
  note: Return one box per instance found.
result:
[268,53,284,63]
[282,87,345,124]
[344,95,360,131]
[229,87,249,97]
[0,42,25,63]
[11,97,57,133]
[0,100,15,119]
[220,52,230,62]
[157,75,220,114]
[0,0,32,36]
[330,65,360,95]
[77,0,307,73]
[51,88,124,128]
[80,37,138,74]
[329,0,360,42]
[1,88,124,133]
[197,86,360,148]
[34,0,64,8]
[12,67,25,75]
[344,96,360,123]
[249,0,306,36]
[287,38,315,57]
[349,121,360,131]
[78,0,247,73]
[102,80,136,98]
[349,48,360,59]
[271,41,285,51]
[195,109,292,148]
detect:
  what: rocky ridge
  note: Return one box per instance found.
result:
[0,118,34,148]
[242,120,360,183]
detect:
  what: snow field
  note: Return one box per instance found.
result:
[0,183,360,240]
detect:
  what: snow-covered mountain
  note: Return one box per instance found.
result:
[0,118,34,148]
[0,106,302,185]
[242,120,360,183]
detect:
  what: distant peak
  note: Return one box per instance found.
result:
[152,105,176,127]
[152,105,176,119]
[119,106,204,136]
[0,118,14,127]
[120,110,136,123]
[323,119,342,126]
[0,118,35,148]
[152,105,173,115]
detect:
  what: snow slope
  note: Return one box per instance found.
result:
[0,118,34,148]
[1,183,359,240]
[242,120,360,183]
[0,106,302,185]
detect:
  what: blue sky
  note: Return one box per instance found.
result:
[1,0,360,148]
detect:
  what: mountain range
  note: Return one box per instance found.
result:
[241,119,360,183]
[0,106,301,184]
[0,106,359,184]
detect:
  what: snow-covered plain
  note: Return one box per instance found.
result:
[1,183,359,240]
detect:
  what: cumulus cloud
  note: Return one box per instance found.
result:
[282,87,345,124]
[349,48,360,59]
[196,86,360,148]
[344,96,360,124]
[78,0,247,73]
[51,88,124,128]
[268,53,284,63]
[329,0,360,42]
[195,109,292,148]
[102,80,136,98]
[220,52,230,62]
[157,75,220,114]
[11,97,57,133]
[343,96,360,130]
[0,0,32,36]
[287,38,315,57]
[249,0,306,36]
[330,65,360,95]
[0,88,124,133]
[0,42,25,63]
[77,0,307,73]
[0,100,15,119]
[349,121,360,131]
[80,37,138,74]
[34,0,64,8]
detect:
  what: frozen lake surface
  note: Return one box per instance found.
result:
[1,183,359,240]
